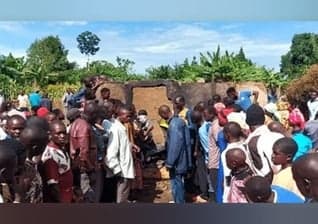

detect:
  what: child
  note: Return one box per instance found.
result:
[225,148,254,203]
[244,176,304,203]
[288,109,313,161]
[271,137,304,198]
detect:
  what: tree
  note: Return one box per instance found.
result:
[76,31,101,69]
[26,35,72,85]
[280,33,318,79]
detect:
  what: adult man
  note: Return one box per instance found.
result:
[105,105,135,203]
[42,121,73,203]
[226,87,259,112]
[62,88,73,112]
[40,93,52,112]
[307,89,318,121]
[17,91,29,111]
[158,105,192,203]
[244,104,284,179]
[29,90,41,110]
[69,101,98,202]
[18,126,49,203]
[199,105,221,202]
[173,96,192,125]
[304,113,318,148]
[5,115,26,141]
[292,153,318,203]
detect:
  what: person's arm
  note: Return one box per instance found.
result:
[105,128,121,175]
[43,159,61,202]
[77,125,94,171]
[165,119,184,169]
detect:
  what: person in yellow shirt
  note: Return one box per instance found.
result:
[173,96,191,125]
[271,137,304,199]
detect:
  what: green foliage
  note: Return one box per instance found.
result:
[146,46,287,87]
[281,33,318,79]
[25,35,74,86]
[77,31,100,68]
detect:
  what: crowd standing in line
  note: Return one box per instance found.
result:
[0,76,318,204]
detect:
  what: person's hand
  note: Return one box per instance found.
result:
[132,144,140,153]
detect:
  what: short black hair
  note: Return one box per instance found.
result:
[224,122,242,139]
[212,94,222,102]
[174,96,185,103]
[273,137,298,158]
[138,109,148,116]
[205,104,217,116]
[244,176,272,203]
[226,87,236,95]
[223,96,235,107]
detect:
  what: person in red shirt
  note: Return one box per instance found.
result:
[41,120,73,203]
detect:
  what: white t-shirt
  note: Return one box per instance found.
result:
[17,94,29,108]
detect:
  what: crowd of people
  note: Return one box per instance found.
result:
[0,75,318,204]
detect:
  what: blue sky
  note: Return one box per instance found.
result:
[1,21,318,74]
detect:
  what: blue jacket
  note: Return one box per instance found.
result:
[165,116,192,174]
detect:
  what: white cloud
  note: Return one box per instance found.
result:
[48,21,88,26]
[0,22,293,73]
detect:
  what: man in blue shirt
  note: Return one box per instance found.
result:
[159,105,192,203]
[226,87,259,112]
[29,90,41,111]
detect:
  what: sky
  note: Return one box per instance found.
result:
[1,21,318,74]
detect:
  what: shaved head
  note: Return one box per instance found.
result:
[226,148,246,170]
[158,105,172,120]
[292,153,318,200]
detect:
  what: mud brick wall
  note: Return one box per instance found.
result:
[95,80,268,145]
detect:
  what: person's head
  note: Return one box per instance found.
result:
[19,126,49,162]
[288,108,305,132]
[271,137,297,166]
[223,96,235,108]
[67,108,81,123]
[49,120,67,148]
[45,112,57,124]
[174,96,186,112]
[309,89,318,101]
[102,101,114,120]
[101,88,110,100]
[226,87,238,100]
[246,104,265,131]
[292,153,318,201]
[5,115,26,140]
[158,105,172,120]
[138,109,148,116]
[203,104,217,122]
[212,94,222,103]
[268,121,287,136]
[26,116,50,133]
[191,110,203,126]
[193,101,206,113]
[109,98,124,118]
[52,108,65,121]
[83,101,99,124]
[244,176,272,203]
[223,121,242,143]
[81,76,93,89]
[42,93,48,98]
[0,141,17,185]
[225,148,247,170]
[20,90,25,96]
[117,105,132,124]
